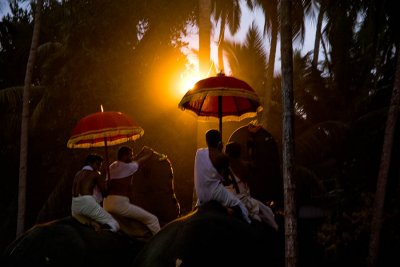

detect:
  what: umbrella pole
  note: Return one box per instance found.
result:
[218,95,223,137]
[103,137,111,183]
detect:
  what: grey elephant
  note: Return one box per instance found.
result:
[133,201,284,267]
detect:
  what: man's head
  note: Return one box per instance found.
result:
[84,154,103,171]
[225,141,241,159]
[117,146,133,163]
[205,129,222,149]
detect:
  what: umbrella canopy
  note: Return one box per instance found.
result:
[67,111,144,179]
[67,111,144,149]
[178,73,263,135]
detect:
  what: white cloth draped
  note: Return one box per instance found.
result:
[103,195,160,235]
[227,170,278,230]
[71,195,120,232]
[109,161,139,179]
[194,148,251,223]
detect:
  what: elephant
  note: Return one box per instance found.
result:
[133,201,284,267]
[1,216,145,267]
[35,147,180,238]
[2,147,181,266]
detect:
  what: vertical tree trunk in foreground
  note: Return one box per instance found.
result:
[367,50,400,267]
[199,0,211,76]
[17,0,43,237]
[280,0,298,266]
[194,0,212,210]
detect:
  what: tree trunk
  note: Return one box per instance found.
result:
[194,0,212,209]
[17,0,43,237]
[312,3,324,69]
[262,23,278,128]
[217,15,226,73]
[199,0,212,76]
[280,0,298,266]
[367,49,400,267]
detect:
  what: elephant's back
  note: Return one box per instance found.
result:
[1,216,144,267]
[133,202,283,267]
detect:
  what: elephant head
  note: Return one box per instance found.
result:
[228,124,283,206]
[109,149,181,239]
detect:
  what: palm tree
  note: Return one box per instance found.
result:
[211,0,242,73]
[367,44,400,267]
[311,0,326,69]
[253,0,308,129]
[199,0,212,76]
[280,0,298,266]
[224,22,267,97]
[17,0,43,237]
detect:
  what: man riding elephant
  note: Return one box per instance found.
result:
[104,145,161,237]
[2,146,181,266]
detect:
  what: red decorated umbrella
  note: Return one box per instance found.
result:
[67,111,144,179]
[178,72,263,136]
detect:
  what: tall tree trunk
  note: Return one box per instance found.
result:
[217,15,226,73]
[312,2,324,69]
[262,23,278,128]
[17,0,43,237]
[199,0,212,76]
[367,50,400,267]
[280,0,298,266]
[194,0,212,210]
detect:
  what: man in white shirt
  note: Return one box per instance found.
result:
[103,146,161,236]
[194,129,251,224]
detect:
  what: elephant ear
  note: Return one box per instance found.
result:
[131,147,181,225]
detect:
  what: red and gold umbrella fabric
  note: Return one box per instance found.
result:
[67,111,144,149]
[178,73,263,135]
[67,111,144,180]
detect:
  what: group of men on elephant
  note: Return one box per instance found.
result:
[71,125,279,239]
[2,123,283,267]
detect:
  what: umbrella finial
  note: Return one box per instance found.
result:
[217,70,225,77]
[100,105,104,112]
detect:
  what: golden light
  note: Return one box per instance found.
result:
[177,69,203,97]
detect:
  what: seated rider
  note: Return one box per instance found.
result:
[71,154,120,232]
[194,129,251,224]
[103,146,161,236]
[225,141,278,231]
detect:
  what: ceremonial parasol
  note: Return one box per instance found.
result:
[67,110,144,179]
[178,72,263,136]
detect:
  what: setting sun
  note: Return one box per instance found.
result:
[177,69,203,97]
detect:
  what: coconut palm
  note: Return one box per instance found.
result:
[253,0,309,128]
[211,0,241,73]
[280,0,298,266]
[199,0,212,75]
[17,0,43,237]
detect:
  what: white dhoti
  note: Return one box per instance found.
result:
[257,200,279,230]
[71,195,120,232]
[194,148,251,224]
[103,195,160,235]
[227,171,278,230]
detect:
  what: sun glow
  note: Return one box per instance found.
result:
[178,69,203,97]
